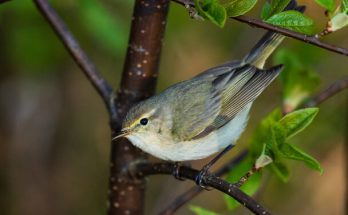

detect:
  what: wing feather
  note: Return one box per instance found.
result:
[170,78,222,141]
[192,64,283,139]
[170,64,283,141]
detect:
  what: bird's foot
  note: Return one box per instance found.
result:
[195,164,213,190]
[172,162,186,181]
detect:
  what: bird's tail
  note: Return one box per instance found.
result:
[242,32,285,68]
[242,2,305,68]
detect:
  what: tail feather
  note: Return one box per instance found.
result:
[242,32,284,68]
[242,1,306,68]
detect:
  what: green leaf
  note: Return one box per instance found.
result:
[195,0,227,27]
[279,108,319,138]
[249,108,282,158]
[271,161,290,182]
[283,68,320,110]
[329,12,348,31]
[80,0,127,54]
[268,0,291,18]
[8,24,64,74]
[279,143,323,173]
[265,122,286,160]
[224,157,262,210]
[271,122,287,146]
[265,124,289,182]
[274,49,320,110]
[255,144,273,169]
[261,1,271,20]
[342,0,348,13]
[224,0,258,17]
[266,10,315,34]
[315,0,335,12]
[189,205,220,215]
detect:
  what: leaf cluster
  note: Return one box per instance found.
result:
[191,108,322,214]
[274,48,320,111]
[318,0,348,33]
[194,0,316,34]
[193,0,348,35]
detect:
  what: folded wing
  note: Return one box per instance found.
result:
[171,64,283,141]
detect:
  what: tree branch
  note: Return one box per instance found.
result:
[303,77,348,108]
[232,16,348,56]
[172,0,348,57]
[108,1,170,215]
[133,162,271,215]
[159,150,248,215]
[33,0,114,115]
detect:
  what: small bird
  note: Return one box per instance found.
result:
[114,31,284,163]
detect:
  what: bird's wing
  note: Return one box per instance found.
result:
[170,77,223,141]
[194,64,283,139]
[170,64,283,141]
[193,60,241,79]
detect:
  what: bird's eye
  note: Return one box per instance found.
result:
[140,118,148,125]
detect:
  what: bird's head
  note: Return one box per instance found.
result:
[113,98,164,141]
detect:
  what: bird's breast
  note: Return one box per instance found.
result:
[127,103,252,161]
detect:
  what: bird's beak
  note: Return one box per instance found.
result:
[112,128,131,141]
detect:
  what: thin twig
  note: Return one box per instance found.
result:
[159,150,248,215]
[232,16,348,56]
[133,162,271,215]
[303,77,348,108]
[235,165,259,188]
[33,0,114,114]
[172,0,348,57]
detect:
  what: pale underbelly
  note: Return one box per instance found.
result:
[127,103,252,161]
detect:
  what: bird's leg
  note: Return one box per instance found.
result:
[172,162,186,181]
[195,144,234,188]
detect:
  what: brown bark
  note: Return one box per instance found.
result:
[108,1,170,215]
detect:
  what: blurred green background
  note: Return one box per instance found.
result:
[0,0,346,214]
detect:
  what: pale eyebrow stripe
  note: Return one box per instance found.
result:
[129,108,157,128]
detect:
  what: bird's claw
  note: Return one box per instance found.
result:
[172,162,186,181]
[195,165,212,191]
